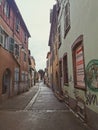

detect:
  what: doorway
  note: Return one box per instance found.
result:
[2,69,11,96]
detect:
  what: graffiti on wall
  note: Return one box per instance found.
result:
[86,59,98,92]
[86,92,98,105]
[85,59,98,106]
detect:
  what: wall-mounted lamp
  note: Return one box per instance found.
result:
[19,44,25,52]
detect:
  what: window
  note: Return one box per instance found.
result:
[4,32,9,50]
[25,72,28,81]
[21,71,25,81]
[21,71,28,81]
[4,0,10,18]
[63,54,68,85]
[24,32,27,43]
[64,1,70,38]
[16,18,20,32]
[0,26,9,49]
[0,26,4,46]
[9,37,14,53]
[14,68,19,82]
[72,35,85,90]
[14,43,19,56]
[58,26,62,48]
[0,27,15,52]
[24,52,26,62]
[59,60,62,77]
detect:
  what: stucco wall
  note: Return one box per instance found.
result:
[0,47,19,97]
[58,0,98,115]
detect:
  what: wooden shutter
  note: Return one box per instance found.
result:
[64,2,70,38]
[0,27,4,46]
[9,37,14,53]
[15,44,19,56]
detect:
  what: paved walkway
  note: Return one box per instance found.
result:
[0,83,39,111]
[27,82,67,111]
[0,82,92,130]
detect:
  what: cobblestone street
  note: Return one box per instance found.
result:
[0,82,92,130]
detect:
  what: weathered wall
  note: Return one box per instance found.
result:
[58,0,98,128]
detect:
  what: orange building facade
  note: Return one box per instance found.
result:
[0,0,30,101]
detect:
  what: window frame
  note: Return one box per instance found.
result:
[59,59,62,78]
[4,0,10,18]
[14,68,19,82]
[21,71,25,81]
[58,25,62,48]
[72,35,86,90]
[9,37,14,53]
[0,27,4,46]
[63,53,69,86]
[64,1,70,38]
[24,52,26,62]
[4,32,9,50]
[24,32,27,43]
[14,43,19,56]
[16,17,20,33]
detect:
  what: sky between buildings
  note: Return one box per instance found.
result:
[15,0,56,71]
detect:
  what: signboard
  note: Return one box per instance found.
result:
[75,46,85,88]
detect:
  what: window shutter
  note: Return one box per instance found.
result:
[58,26,61,47]
[16,18,20,32]
[64,2,70,38]
[14,68,19,81]
[24,32,27,43]
[9,37,14,53]
[24,52,26,62]
[65,3,69,29]
[4,35,9,50]
[15,44,19,56]
[0,35,4,45]
[0,27,4,45]
[4,1,10,17]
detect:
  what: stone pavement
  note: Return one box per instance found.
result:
[0,82,92,130]
[0,83,39,111]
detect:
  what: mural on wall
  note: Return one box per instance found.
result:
[85,59,98,106]
[86,59,98,92]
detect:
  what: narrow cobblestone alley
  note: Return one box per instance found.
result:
[0,82,92,130]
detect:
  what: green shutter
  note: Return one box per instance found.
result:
[0,35,3,45]
[0,27,4,45]
[15,44,19,56]
[9,37,14,53]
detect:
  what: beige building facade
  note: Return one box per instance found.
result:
[56,0,98,129]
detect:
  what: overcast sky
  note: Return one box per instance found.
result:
[15,0,56,71]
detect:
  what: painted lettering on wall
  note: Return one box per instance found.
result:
[76,45,85,87]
